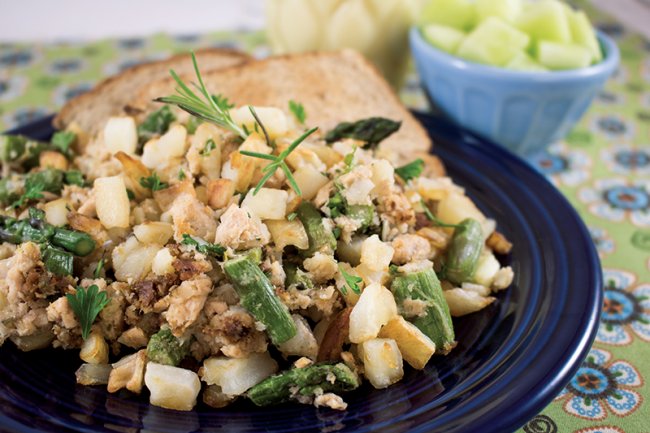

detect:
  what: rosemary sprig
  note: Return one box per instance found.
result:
[155,52,247,139]
[240,126,318,196]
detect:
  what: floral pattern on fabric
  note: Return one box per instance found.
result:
[532,142,592,187]
[555,348,643,420]
[579,178,650,226]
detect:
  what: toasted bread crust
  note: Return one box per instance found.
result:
[53,48,250,134]
[129,50,431,159]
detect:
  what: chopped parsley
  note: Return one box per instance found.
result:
[289,100,307,124]
[139,172,169,191]
[339,265,362,295]
[395,158,424,182]
[181,234,226,258]
[66,284,110,340]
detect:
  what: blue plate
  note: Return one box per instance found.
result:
[0,113,602,433]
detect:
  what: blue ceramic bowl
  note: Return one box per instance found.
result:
[410,27,620,156]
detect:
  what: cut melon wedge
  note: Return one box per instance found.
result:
[457,17,530,66]
[421,0,476,30]
[537,40,592,70]
[565,7,602,63]
[421,24,466,53]
[517,0,571,44]
[475,0,521,23]
[506,51,548,72]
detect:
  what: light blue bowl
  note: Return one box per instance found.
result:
[410,27,620,156]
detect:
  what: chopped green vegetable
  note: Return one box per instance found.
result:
[420,199,461,228]
[284,263,314,290]
[178,168,186,180]
[66,284,110,340]
[185,116,201,134]
[247,362,359,406]
[346,205,375,230]
[139,172,169,191]
[445,218,483,284]
[93,257,104,279]
[181,233,225,258]
[339,265,362,295]
[200,138,216,156]
[51,131,76,157]
[223,255,297,345]
[286,212,297,222]
[395,158,424,182]
[325,117,401,149]
[296,202,337,256]
[391,268,455,353]
[42,246,74,276]
[137,105,176,144]
[0,135,28,162]
[64,170,85,186]
[147,328,188,366]
[288,100,307,124]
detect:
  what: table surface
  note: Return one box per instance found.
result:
[0,1,649,432]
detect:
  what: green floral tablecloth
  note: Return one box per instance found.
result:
[0,3,648,433]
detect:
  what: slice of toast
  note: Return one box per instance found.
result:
[53,48,250,135]
[128,50,432,159]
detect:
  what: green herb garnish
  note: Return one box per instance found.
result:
[200,138,216,156]
[66,284,110,340]
[10,178,46,209]
[181,233,226,258]
[289,100,306,124]
[139,172,169,192]
[137,105,176,145]
[239,126,318,196]
[64,170,85,186]
[178,168,186,180]
[395,158,424,182]
[155,52,246,138]
[51,131,76,157]
[420,199,461,228]
[93,257,105,279]
[339,265,362,295]
[287,212,297,221]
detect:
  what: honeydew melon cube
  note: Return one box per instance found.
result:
[475,0,522,23]
[506,51,548,72]
[421,0,476,31]
[517,0,571,44]
[537,40,592,70]
[421,24,466,53]
[456,17,530,66]
[566,8,602,63]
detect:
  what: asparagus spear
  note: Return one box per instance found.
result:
[391,268,456,354]
[147,328,188,366]
[296,202,337,256]
[346,204,375,230]
[223,255,297,345]
[445,218,483,285]
[42,246,74,276]
[247,362,359,406]
[0,135,27,162]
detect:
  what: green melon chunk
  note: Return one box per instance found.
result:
[421,0,476,30]
[537,40,592,70]
[565,7,602,63]
[506,51,548,72]
[456,17,530,66]
[475,0,522,23]
[517,0,571,44]
[422,24,466,53]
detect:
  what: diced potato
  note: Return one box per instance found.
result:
[241,188,288,220]
[94,176,130,229]
[492,266,514,291]
[278,315,319,359]
[76,363,112,386]
[443,288,495,317]
[190,123,222,179]
[108,349,146,394]
[285,146,326,172]
[80,332,109,364]
[436,192,486,227]
[461,282,491,297]
[152,247,175,276]
[304,142,342,167]
[133,222,174,245]
[43,198,70,226]
[349,283,397,343]
[473,251,501,287]
[104,116,137,155]
[335,263,362,307]
[266,219,309,250]
[145,362,201,411]
[354,262,388,286]
[200,353,278,396]
[203,385,236,408]
[207,178,236,209]
[230,106,289,139]
[141,124,188,168]
[359,338,404,389]
[336,236,364,267]
[417,177,458,201]
[153,179,196,212]
[379,316,436,370]
[293,165,329,200]
[39,150,68,170]
[360,235,393,272]
[112,237,159,282]
[370,159,395,194]
[114,151,151,200]
[9,328,53,351]
[343,178,375,205]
